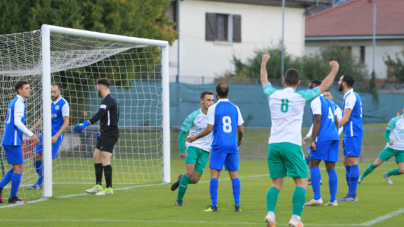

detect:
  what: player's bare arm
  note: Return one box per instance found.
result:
[260,54,271,87]
[318,61,339,93]
[30,116,43,132]
[237,125,244,147]
[310,115,321,151]
[338,109,352,129]
[334,115,339,130]
[52,116,69,144]
[186,124,213,142]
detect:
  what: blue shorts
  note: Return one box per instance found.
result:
[209,152,239,171]
[35,133,64,159]
[3,145,23,165]
[310,140,339,162]
[343,135,363,157]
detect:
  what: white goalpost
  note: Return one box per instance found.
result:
[0,25,171,199]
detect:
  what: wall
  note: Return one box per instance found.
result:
[305,39,404,79]
[168,0,306,83]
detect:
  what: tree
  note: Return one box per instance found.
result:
[384,50,404,83]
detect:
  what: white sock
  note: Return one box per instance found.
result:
[292,215,301,220]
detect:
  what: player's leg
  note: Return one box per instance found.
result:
[30,134,43,189]
[2,145,26,203]
[191,150,209,184]
[205,151,225,212]
[95,151,113,195]
[325,161,338,205]
[360,157,385,182]
[86,146,103,193]
[172,146,198,192]
[289,177,308,227]
[0,168,14,203]
[266,143,287,226]
[305,158,322,206]
[225,153,240,211]
[383,151,404,184]
[175,163,195,206]
[339,136,361,201]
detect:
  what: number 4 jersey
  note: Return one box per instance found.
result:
[207,99,244,153]
[264,84,321,146]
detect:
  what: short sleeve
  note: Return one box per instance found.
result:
[310,97,322,115]
[386,117,400,131]
[263,84,277,99]
[344,93,356,110]
[62,103,70,117]
[206,105,215,125]
[335,105,343,120]
[14,99,24,118]
[296,87,321,102]
[236,106,244,126]
[180,110,200,132]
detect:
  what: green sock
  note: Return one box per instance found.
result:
[386,168,401,177]
[361,163,375,180]
[266,187,279,212]
[176,175,191,201]
[292,186,306,217]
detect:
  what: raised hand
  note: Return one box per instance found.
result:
[262,54,270,64]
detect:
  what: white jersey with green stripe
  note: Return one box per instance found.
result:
[180,108,212,152]
[386,116,404,151]
[264,84,321,146]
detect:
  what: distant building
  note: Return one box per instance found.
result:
[305,0,404,79]
[165,0,328,84]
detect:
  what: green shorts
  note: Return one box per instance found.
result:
[378,147,404,164]
[185,146,209,175]
[267,142,308,179]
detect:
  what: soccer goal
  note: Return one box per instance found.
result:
[0,25,171,198]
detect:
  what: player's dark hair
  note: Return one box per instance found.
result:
[284,68,300,86]
[15,80,29,94]
[216,83,229,98]
[200,91,213,100]
[310,80,322,87]
[51,83,62,90]
[342,75,355,88]
[324,89,333,95]
[97,78,111,88]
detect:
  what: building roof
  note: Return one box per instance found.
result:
[203,0,329,8]
[306,0,404,39]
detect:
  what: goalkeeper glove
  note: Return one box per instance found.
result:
[74,121,90,133]
[96,132,100,141]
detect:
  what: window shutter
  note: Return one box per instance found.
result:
[233,15,241,43]
[206,13,216,41]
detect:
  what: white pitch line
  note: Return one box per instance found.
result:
[0,197,48,209]
[361,208,404,226]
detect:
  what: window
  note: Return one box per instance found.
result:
[360,46,365,62]
[340,46,352,55]
[206,13,241,43]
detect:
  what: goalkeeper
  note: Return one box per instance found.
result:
[360,110,404,184]
[171,91,214,206]
[74,78,119,196]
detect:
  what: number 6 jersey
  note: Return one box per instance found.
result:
[263,84,321,146]
[206,99,244,153]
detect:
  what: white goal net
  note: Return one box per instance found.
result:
[0,26,170,199]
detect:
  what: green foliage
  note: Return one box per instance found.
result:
[384,50,404,83]
[219,42,369,86]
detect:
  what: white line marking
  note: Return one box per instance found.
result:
[0,198,48,209]
[360,208,404,226]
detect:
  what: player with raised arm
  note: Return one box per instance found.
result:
[359,109,404,184]
[0,80,40,203]
[336,75,363,202]
[187,83,244,212]
[171,91,214,206]
[74,78,119,196]
[304,80,339,207]
[261,54,339,227]
[303,89,343,186]
[28,83,69,189]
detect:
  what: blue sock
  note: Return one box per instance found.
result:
[10,173,22,197]
[231,178,241,206]
[34,160,42,175]
[327,169,338,202]
[345,166,351,187]
[0,168,14,189]
[310,167,321,200]
[210,178,218,207]
[37,165,44,186]
[348,165,359,196]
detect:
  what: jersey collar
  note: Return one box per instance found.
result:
[217,98,229,103]
[344,88,354,99]
[52,96,63,104]
[16,95,24,103]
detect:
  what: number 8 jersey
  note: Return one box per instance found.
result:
[206,99,244,153]
[264,84,321,146]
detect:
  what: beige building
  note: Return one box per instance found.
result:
[166,0,326,84]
